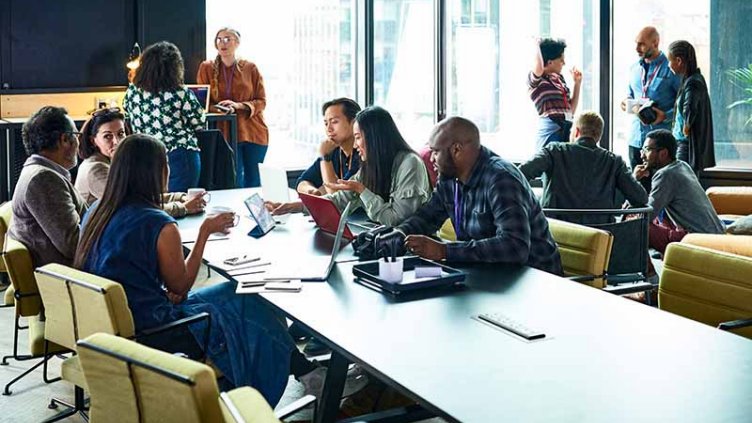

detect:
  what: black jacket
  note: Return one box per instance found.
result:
[677,70,715,172]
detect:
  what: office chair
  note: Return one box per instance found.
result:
[547,218,614,288]
[77,333,316,423]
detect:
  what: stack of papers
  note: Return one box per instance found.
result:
[235,278,303,294]
[206,252,303,294]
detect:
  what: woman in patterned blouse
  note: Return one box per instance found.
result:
[124,41,206,192]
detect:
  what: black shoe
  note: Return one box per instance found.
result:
[650,251,663,260]
[303,337,331,356]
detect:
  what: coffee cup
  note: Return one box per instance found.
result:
[187,188,211,203]
[207,206,240,227]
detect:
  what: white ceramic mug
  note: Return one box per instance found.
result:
[207,206,240,227]
[187,188,211,203]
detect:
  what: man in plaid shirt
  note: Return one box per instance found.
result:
[396,117,562,275]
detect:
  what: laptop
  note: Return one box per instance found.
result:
[185,84,211,113]
[263,201,355,281]
[259,164,291,203]
[299,193,357,241]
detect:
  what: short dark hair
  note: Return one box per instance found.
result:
[133,41,185,93]
[355,106,415,201]
[539,38,567,64]
[322,98,361,121]
[646,129,677,159]
[78,109,128,159]
[21,106,72,155]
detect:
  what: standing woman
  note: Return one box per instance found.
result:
[197,27,269,188]
[528,38,583,151]
[123,41,205,192]
[667,40,715,174]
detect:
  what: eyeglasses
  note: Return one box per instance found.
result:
[641,145,664,153]
[216,36,236,45]
[92,107,122,118]
[65,131,83,140]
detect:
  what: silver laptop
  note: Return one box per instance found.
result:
[263,201,354,281]
[185,84,211,113]
[259,164,291,203]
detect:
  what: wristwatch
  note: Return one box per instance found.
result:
[321,151,335,162]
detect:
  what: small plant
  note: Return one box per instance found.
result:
[726,63,752,126]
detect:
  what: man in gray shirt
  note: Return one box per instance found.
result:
[519,111,647,224]
[633,129,723,253]
[9,106,87,267]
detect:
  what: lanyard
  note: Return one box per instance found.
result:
[222,64,234,99]
[338,149,354,180]
[454,180,464,239]
[641,55,664,98]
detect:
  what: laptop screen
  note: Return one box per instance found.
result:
[185,84,211,113]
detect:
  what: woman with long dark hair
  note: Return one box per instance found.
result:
[123,41,205,192]
[268,106,431,226]
[74,134,294,405]
[667,40,715,174]
[197,27,269,188]
[75,108,205,217]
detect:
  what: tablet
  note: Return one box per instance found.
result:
[244,194,275,237]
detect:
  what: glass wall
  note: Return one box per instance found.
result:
[373,0,435,150]
[205,0,357,168]
[445,0,599,162]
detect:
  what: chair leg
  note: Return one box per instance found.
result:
[1,314,32,365]
[43,342,62,384]
[44,386,88,423]
[3,356,46,395]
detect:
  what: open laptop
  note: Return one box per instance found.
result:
[299,193,358,241]
[185,84,211,113]
[259,164,291,203]
[263,201,355,281]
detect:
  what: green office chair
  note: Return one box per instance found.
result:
[77,333,316,423]
[1,201,15,307]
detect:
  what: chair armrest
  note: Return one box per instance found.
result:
[568,275,596,283]
[135,312,212,361]
[602,281,654,296]
[274,394,316,421]
[718,318,752,332]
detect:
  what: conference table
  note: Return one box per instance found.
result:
[180,188,752,423]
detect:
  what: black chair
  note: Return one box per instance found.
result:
[197,129,236,190]
[543,207,655,297]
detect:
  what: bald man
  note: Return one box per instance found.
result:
[621,26,681,172]
[394,117,562,275]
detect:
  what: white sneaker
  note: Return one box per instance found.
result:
[299,365,369,398]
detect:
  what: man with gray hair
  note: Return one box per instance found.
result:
[519,111,647,224]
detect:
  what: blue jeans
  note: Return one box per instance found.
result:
[536,116,568,151]
[179,282,293,407]
[167,148,201,192]
[237,142,268,188]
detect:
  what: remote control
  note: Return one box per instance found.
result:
[477,312,545,340]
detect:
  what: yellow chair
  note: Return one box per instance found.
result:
[547,218,613,288]
[77,333,315,423]
[705,186,752,221]
[660,242,752,339]
[436,218,456,241]
[1,201,15,306]
[34,263,215,421]
[1,236,65,396]
[680,233,752,258]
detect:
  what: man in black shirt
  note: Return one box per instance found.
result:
[296,98,361,195]
[519,111,647,224]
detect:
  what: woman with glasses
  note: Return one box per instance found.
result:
[197,27,269,188]
[75,108,206,217]
[123,41,205,193]
[74,134,294,406]
[667,40,715,175]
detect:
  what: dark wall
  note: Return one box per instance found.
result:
[0,0,205,89]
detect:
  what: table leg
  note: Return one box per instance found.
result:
[230,115,240,188]
[316,350,348,423]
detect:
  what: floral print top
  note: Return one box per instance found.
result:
[123,84,205,152]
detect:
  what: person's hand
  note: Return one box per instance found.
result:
[218,100,245,114]
[265,201,304,215]
[405,235,447,261]
[683,123,690,137]
[183,192,207,215]
[166,290,187,304]
[570,66,583,84]
[304,187,324,196]
[633,164,650,180]
[201,212,235,235]
[620,98,628,112]
[318,139,338,157]
[651,107,666,125]
[324,179,365,194]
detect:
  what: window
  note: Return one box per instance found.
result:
[445,0,599,162]
[373,0,435,150]
[206,1,357,168]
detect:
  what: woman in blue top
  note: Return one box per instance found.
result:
[73,134,293,405]
[123,41,206,192]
